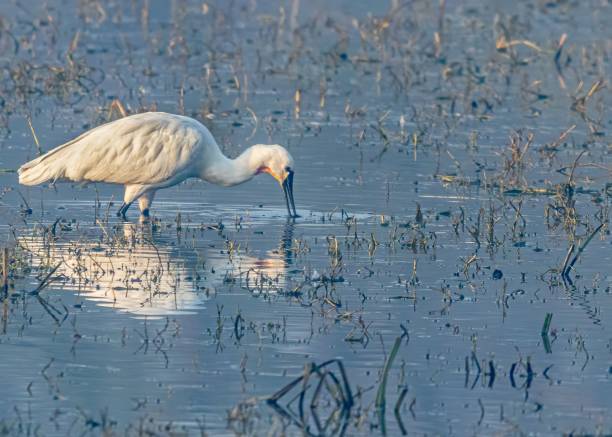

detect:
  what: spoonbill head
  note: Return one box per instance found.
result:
[251,144,298,218]
[17,112,300,219]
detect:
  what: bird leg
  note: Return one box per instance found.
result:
[118,184,149,219]
[116,202,132,219]
[138,191,155,217]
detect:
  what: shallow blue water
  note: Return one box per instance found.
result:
[0,0,611,435]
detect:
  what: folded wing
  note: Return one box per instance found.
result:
[19,112,203,187]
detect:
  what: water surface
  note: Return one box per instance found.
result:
[0,0,611,435]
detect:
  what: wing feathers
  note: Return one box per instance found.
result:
[19,112,204,187]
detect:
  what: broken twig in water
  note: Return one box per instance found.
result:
[30,263,62,295]
[27,116,42,156]
[376,336,402,434]
[541,313,553,354]
[2,248,8,293]
[563,223,604,278]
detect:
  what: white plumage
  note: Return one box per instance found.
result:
[19,112,298,218]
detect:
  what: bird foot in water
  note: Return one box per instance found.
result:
[116,203,129,220]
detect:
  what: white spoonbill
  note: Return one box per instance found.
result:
[18,112,298,218]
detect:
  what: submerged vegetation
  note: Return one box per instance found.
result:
[0,0,610,435]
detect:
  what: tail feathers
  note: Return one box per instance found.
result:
[18,125,99,186]
[18,157,64,186]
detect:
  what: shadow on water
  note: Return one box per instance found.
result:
[15,218,296,318]
[265,359,354,437]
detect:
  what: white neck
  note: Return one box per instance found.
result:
[199,146,262,187]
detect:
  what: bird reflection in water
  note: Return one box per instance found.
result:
[18,219,296,317]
